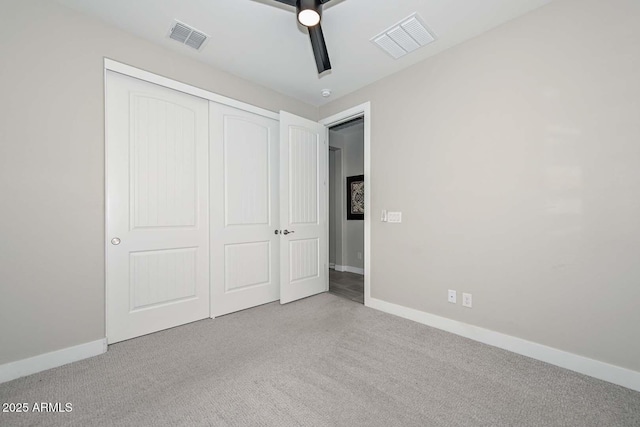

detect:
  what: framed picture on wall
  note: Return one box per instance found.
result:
[347,175,364,220]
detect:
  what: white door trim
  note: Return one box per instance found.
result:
[104,58,280,121]
[320,102,372,306]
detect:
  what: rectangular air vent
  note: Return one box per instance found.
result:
[168,20,209,51]
[371,13,436,59]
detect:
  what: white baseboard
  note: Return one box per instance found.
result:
[333,265,364,275]
[367,297,640,392]
[0,338,107,384]
[329,263,336,269]
[345,266,365,275]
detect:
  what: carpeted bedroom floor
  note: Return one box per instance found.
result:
[1,293,639,426]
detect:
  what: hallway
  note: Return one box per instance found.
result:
[328,269,364,304]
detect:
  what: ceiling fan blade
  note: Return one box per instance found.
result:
[271,0,296,6]
[308,23,332,73]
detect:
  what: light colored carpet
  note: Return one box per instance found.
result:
[1,293,639,426]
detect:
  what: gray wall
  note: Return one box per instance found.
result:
[320,0,640,372]
[328,150,337,264]
[0,0,316,365]
[329,125,365,270]
[329,150,343,267]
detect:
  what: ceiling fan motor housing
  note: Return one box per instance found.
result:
[297,0,322,25]
[272,0,332,73]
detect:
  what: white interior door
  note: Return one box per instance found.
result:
[279,111,328,304]
[106,71,210,344]
[210,103,280,316]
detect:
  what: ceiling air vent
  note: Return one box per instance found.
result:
[371,13,436,59]
[168,20,209,51]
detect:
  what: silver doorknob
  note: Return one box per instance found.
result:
[111,238,121,245]
[282,230,295,235]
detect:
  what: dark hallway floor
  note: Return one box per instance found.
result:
[328,269,364,304]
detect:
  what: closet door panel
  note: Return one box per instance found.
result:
[210,103,280,317]
[106,71,210,343]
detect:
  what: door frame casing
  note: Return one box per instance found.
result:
[320,102,372,306]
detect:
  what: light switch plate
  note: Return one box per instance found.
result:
[387,211,402,223]
[448,290,457,304]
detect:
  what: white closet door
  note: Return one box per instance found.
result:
[210,103,280,317]
[106,71,210,344]
[279,111,328,304]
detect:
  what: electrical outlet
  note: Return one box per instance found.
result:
[381,210,387,222]
[462,293,472,308]
[448,290,457,304]
[357,252,363,260]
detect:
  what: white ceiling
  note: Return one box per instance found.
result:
[55,0,552,106]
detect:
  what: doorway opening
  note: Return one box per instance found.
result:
[328,116,365,304]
